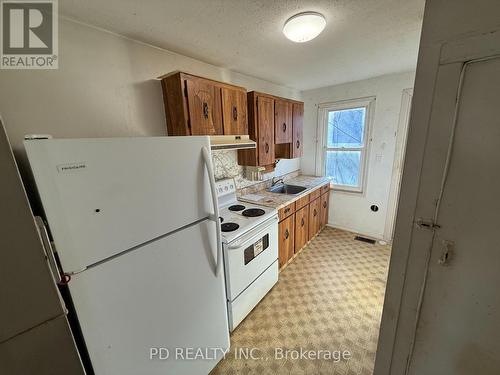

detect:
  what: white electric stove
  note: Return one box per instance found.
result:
[216,179,279,331]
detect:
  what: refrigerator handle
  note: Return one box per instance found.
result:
[34,216,62,284]
[202,146,223,277]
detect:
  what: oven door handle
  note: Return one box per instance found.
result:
[227,216,278,250]
[202,146,223,277]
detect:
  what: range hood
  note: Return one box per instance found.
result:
[210,135,256,151]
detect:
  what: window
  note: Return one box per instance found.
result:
[317,97,374,192]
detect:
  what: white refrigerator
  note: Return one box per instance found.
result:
[24,136,229,375]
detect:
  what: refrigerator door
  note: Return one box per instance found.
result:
[68,219,229,375]
[24,136,213,273]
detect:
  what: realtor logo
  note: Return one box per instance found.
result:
[1,0,58,69]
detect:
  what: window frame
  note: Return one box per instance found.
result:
[316,96,375,193]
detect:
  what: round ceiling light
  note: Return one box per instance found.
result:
[283,12,326,43]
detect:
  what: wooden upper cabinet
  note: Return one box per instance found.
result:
[238,92,275,167]
[221,88,248,135]
[257,95,275,166]
[292,102,304,158]
[274,99,293,144]
[186,78,223,135]
[160,72,248,136]
[274,100,304,159]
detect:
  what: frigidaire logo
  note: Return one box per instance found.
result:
[57,162,87,173]
[0,0,58,69]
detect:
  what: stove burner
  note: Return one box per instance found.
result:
[228,204,246,211]
[242,208,265,217]
[221,222,239,232]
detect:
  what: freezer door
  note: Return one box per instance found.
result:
[24,136,213,273]
[68,219,229,375]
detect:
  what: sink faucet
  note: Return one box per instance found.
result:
[271,176,284,186]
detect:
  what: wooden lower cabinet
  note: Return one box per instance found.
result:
[294,205,309,253]
[309,197,321,239]
[320,192,329,229]
[278,214,295,269]
[277,183,331,271]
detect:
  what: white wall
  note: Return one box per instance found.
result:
[301,71,415,239]
[0,17,301,182]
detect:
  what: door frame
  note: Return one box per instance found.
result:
[384,88,413,241]
[374,30,500,375]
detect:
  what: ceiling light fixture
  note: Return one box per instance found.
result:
[283,12,326,43]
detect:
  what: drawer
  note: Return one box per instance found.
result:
[295,194,309,209]
[321,183,330,195]
[278,201,296,221]
[309,188,321,201]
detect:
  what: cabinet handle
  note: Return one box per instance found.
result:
[265,143,269,153]
[301,218,305,227]
[296,140,300,149]
[313,209,317,217]
[323,201,327,208]
[203,102,209,119]
[285,229,289,239]
[232,106,238,121]
[285,207,290,213]
[282,122,287,132]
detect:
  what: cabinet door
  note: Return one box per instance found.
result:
[320,192,329,229]
[274,99,292,144]
[186,78,223,135]
[257,95,275,166]
[292,102,304,157]
[278,214,295,269]
[294,205,309,253]
[309,198,321,239]
[221,88,248,135]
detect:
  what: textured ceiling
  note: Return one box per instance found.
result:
[59,0,425,91]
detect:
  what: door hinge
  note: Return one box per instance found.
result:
[415,218,441,231]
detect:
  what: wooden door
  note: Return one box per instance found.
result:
[256,95,275,166]
[274,99,292,144]
[186,78,223,135]
[320,192,329,229]
[308,198,321,239]
[278,215,294,269]
[221,88,248,135]
[292,102,304,157]
[294,205,309,253]
[402,55,500,375]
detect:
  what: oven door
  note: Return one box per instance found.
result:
[223,215,278,301]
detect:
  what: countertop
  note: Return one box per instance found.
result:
[238,175,330,210]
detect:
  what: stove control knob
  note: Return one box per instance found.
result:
[224,186,228,191]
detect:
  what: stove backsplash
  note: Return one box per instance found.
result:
[212,150,300,191]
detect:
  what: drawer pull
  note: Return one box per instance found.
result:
[265,142,269,153]
[285,229,289,239]
[285,207,290,213]
[323,201,327,208]
[301,218,305,227]
[282,122,287,132]
[296,140,300,149]
[232,106,238,121]
[313,209,317,217]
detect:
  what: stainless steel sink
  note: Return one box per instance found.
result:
[267,184,307,195]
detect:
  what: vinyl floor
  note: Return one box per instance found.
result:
[211,227,391,375]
